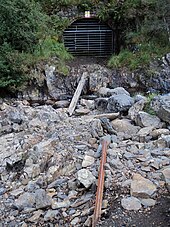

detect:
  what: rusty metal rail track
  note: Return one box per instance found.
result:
[92,140,108,227]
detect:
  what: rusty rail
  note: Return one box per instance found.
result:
[92,140,108,227]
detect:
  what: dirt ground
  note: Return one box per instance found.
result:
[98,192,170,227]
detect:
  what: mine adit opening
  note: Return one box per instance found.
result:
[63,18,114,57]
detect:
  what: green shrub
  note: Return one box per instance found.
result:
[144,93,157,115]
[108,42,170,70]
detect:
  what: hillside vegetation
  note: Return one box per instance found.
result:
[0,0,170,93]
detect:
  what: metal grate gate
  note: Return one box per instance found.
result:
[63,19,114,57]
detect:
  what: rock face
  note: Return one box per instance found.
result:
[151,94,170,124]
[45,65,57,99]
[109,53,170,94]
[131,174,157,198]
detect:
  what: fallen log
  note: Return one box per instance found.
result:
[68,72,87,116]
[92,139,108,227]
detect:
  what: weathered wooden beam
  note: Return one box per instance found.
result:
[68,72,87,116]
[92,140,108,227]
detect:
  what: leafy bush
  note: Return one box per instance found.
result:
[108,42,170,70]
[0,0,73,91]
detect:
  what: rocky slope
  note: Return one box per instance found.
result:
[0,88,169,226]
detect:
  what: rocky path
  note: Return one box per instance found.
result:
[0,88,169,226]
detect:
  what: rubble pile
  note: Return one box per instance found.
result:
[0,88,169,226]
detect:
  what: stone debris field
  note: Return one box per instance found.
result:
[0,86,170,226]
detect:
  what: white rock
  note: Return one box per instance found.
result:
[82,155,95,167]
[77,169,96,188]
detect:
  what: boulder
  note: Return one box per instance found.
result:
[107,87,130,96]
[111,119,139,136]
[151,94,170,124]
[95,98,108,111]
[121,196,141,211]
[135,111,161,128]
[107,94,134,112]
[15,192,35,210]
[131,174,157,198]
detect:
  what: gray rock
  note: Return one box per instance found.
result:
[27,210,43,223]
[89,69,110,93]
[100,117,116,134]
[82,155,95,167]
[124,152,135,159]
[150,129,169,139]
[134,95,147,103]
[77,169,96,188]
[53,100,70,109]
[94,144,102,158]
[111,119,139,136]
[95,98,108,111]
[140,198,156,207]
[71,217,80,225]
[131,174,157,198]
[135,111,161,128]
[52,199,71,209]
[156,135,170,148]
[128,99,146,121]
[97,87,111,97]
[107,94,134,112]
[161,166,170,192]
[151,94,170,124]
[35,189,52,209]
[108,156,124,169]
[137,126,154,137]
[75,108,90,115]
[45,65,58,99]
[108,87,130,96]
[80,99,95,110]
[121,196,142,211]
[44,210,59,221]
[10,188,24,197]
[15,192,35,210]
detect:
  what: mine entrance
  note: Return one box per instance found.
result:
[63,18,114,57]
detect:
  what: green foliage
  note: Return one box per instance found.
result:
[144,93,157,115]
[0,0,49,52]
[0,0,73,91]
[108,42,169,70]
[0,0,170,91]
[0,43,27,89]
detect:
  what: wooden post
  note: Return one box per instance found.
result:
[68,72,87,116]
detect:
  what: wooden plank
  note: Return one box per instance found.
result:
[68,72,87,116]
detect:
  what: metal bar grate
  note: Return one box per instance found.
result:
[63,19,114,57]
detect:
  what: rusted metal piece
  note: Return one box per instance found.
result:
[92,140,108,227]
